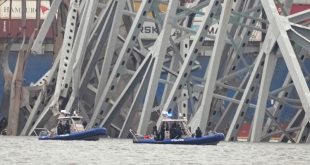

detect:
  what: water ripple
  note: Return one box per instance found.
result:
[0,136,310,164]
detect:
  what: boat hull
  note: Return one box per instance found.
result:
[38,128,107,141]
[133,133,225,145]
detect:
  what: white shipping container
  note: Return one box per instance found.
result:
[0,0,51,19]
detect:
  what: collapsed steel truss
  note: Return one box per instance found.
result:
[2,0,310,143]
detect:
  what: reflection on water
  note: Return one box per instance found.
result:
[0,136,310,165]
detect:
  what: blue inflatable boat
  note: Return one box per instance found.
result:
[132,131,225,145]
[38,111,107,141]
[38,127,107,141]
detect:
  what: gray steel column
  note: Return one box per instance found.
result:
[26,1,80,135]
[32,0,62,54]
[20,55,60,135]
[225,28,275,141]
[71,0,99,98]
[250,50,277,142]
[261,0,310,124]
[155,0,221,128]
[190,0,233,134]
[279,109,304,142]
[51,0,79,105]
[94,0,127,105]
[137,0,179,135]
[88,0,154,128]
[118,57,154,138]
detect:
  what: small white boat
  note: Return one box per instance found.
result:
[38,111,106,141]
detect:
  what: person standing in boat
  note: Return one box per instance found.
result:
[82,121,87,129]
[159,124,165,140]
[164,125,170,139]
[195,127,202,138]
[175,124,182,139]
[170,122,177,139]
[152,125,159,140]
[0,117,7,135]
[57,121,64,135]
[64,121,71,134]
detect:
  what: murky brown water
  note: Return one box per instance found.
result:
[0,136,309,164]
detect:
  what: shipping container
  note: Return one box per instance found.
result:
[0,0,51,19]
[0,0,53,40]
[290,4,310,14]
[279,0,310,5]
[0,19,54,39]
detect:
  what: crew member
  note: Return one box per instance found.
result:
[195,127,202,138]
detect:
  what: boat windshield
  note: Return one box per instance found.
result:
[72,117,83,123]
[158,113,192,137]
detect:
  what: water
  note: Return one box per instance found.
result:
[0,136,310,165]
